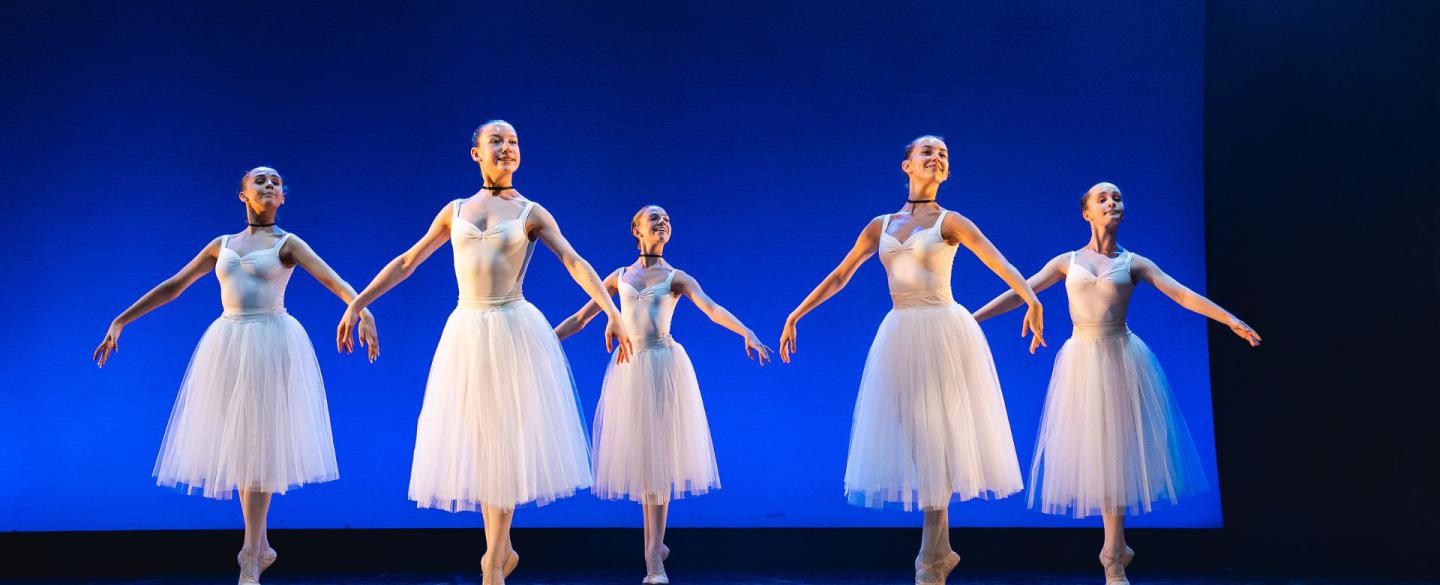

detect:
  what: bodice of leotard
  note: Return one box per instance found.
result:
[451,199,537,307]
[877,210,957,309]
[1065,250,1135,338]
[618,267,679,349]
[217,233,294,317]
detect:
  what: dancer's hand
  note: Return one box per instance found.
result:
[1022,301,1046,354]
[779,317,798,363]
[1229,317,1261,347]
[336,305,362,355]
[744,331,773,366]
[93,321,124,367]
[356,310,380,362]
[605,317,633,364]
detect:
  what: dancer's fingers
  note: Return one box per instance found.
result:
[336,323,350,353]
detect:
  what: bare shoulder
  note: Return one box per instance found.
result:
[524,198,550,216]
[202,235,224,257]
[941,209,978,230]
[602,266,624,284]
[1128,251,1157,269]
[1126,252,1164,282]
[278,231,312,255]
[938,209,980,245]
[524,199,558,228]
[858,215,885,240]
[1046,251,1073,273]
[430,199,460,226]
[672,267,696,286]
[670,268,703,298]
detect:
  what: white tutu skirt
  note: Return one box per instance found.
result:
[844,304,1023,511]
[409,300,592,511]
[153,311,338,499]
[592,340,720,503]
[1028,330,1208,518]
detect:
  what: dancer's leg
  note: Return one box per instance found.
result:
[237,490,275,583]
[919,507,950,561]
[915,507,960,584]
[643,500,670,558]
[480,504,516,585]
[641,496,671,583]
[1100,514,1135,583]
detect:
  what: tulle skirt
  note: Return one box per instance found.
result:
[409,300,592,511]
[153,310,338,499]
[844,303,1023,511]
[592,339,720,503]
[1028,327,1208,518]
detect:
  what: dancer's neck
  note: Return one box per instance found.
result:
[1085,226,1121,257]
[637,248,665,267]
[244,209,278,233]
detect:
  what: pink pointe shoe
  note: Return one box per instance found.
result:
[1100,545,1136,585]
[236,547,275,585]
[914,550,960,585]
[480,547,520,578]
[642,552,669,584]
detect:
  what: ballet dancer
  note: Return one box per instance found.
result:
[554,204,772,584]
[972,181,1260,584]
[779,136,1044,584]
[336,120,631,585]
[94,166,377,584]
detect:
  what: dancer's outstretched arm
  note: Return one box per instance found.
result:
[779,217,883,363]
[338,203,452,353]
[972,252,1070,323]
[674,270,773,366]
[942,212,1047,353]
[528,204,634,363]
[281,236,379,362]
[1132,254,1262,346]
[553,269,620,341]
[93,238,221,367]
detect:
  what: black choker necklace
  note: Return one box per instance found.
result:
[481,185,513,191]
[639,254,662,259]
[907,199,936,204]
[248,222,275,227]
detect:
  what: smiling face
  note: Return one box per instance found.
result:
[631,205,671,250]
[470,121,520,176]
[1081,182,1125,227]
[239,166,285,213]
[901,136,950,185]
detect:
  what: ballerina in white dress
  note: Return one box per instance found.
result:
[779,136,1045,585]
[336,120,631,585]
[972,181,1261,584]
[554,204,772,584]
[93,166,378,585]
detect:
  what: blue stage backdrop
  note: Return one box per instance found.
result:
[1,1,1214,530]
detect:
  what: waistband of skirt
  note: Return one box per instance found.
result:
[631,335,675,351]
[221,307,288,320]
[1072,321,1131,340]
[889,290,956,310]
[457,294,525,309]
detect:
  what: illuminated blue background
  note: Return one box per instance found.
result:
[1,1,1214,530]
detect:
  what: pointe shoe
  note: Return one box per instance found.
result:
[914,550,960,585]
[260,548,277,572]
[660,543,670,561]
[642,553,670,585]
[1099,545,1135,585]
[480,548,520,578]
[236,548,268,585]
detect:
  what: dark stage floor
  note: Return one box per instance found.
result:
[8,573,1435,585]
